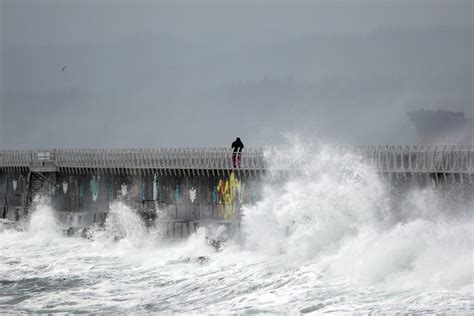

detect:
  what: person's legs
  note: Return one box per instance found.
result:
[237,153,241,168]
[232,153,237,168]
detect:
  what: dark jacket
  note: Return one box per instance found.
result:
[231,138,244,153]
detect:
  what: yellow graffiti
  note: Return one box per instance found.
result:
[217,172,243,219]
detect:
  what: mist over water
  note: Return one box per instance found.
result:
[0,142,472,313]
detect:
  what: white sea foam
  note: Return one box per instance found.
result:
[0,140,472,313]
[242,140,473,293]
[102,201,148,243]
[22,196,63,245]
[243,141,389,260]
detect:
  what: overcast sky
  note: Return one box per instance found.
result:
[1,0,472,148]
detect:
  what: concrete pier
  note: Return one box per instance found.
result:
[0,146,472,235]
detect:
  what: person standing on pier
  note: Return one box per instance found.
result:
[231,137,244,168]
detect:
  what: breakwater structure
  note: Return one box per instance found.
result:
[1,146,472,236]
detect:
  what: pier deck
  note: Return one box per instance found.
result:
[0,145,472,176]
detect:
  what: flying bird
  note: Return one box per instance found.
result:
[61,66,67,72]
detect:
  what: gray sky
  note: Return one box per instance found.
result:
[1,0,473,148]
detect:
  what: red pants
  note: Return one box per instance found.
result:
[232,153,241,168]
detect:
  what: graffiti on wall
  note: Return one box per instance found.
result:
[63,181,68,194]
[207,187,217,205]
[153,175,160,209]
[90,176,100,201]
[153,175,160,201]
[108,178,114,199]
[189,187,197,203]
[175,182,181,202]
[121,183,128,197]
[11,176,25,193]
[216,172,243,220]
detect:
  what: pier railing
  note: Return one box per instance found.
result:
[352,145,472,174]
[0,148,266,173]
[0,145,472,174]
[54,148,265,172]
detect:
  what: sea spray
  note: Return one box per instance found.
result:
[322,186,473,290]
[242,142,389,260]
[102,201,148,245]
[27,195,61,239]
[242,141,473,292]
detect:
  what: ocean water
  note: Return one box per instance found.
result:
[0,144,472,314]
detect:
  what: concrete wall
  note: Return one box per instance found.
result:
[0,169,471,237]
[0,170,261,228]
[1,172,28,221]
